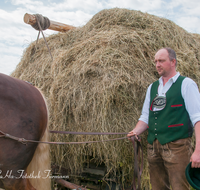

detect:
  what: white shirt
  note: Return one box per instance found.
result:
[139,72,200,126]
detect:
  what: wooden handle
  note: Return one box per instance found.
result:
[23,13,76,32]
[55,179,87,190]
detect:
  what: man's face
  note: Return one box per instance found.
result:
[154,49,175,77]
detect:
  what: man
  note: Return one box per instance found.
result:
[127,47,200,190]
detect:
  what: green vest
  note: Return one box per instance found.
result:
[147,76,193,145]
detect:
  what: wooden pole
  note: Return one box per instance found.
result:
[23,13,76,32]
[55,179,87,190]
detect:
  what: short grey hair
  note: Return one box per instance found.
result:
[162,47,177,66]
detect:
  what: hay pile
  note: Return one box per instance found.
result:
[12,8,200,189]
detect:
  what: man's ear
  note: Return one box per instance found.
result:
[171,58,176,67]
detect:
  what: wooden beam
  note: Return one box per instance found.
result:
[55,179,87,190]
[82,168,105,176]
[24,13,76,32]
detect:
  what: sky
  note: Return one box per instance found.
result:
[1,0,200,75]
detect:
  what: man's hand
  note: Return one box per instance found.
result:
[127,131,139,141]
[190,149,200,168]
[127,120,148,141]
[191,121,200,168]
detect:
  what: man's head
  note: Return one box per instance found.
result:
[154,47,177,77]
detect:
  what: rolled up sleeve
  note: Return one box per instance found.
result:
[139,84,152,125]
[182,78,200,126]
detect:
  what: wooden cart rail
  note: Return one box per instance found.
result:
[24,13,76,32]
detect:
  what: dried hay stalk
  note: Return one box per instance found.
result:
[12,8,200,189]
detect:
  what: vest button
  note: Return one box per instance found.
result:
[155,123,157,125]
[155,134,157,136]
[155,128,157,130]
[155,117,157,119]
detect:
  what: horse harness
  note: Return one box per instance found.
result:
[0,129,143,190]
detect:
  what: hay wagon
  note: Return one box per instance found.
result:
[11,8,200,189]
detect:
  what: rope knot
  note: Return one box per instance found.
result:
[32,14,50,31]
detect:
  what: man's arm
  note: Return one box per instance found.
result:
[127,84,152,138]
[182,78,200,168]
[190,121,200,168]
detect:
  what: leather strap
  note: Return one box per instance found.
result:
[0,130,27,144]
[0,129,143,189]
[17,136,128,144]
[130,136,143,190]
[0,129,128,144]
[50,130,128,135]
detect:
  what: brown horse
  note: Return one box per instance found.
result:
[0,73,51,190]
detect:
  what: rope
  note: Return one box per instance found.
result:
[0,129,143,189]
[0,129,128,145]
[50,130,128,135]
[31,14,53,60]
[31,14,50,31]
[19,136,128,145]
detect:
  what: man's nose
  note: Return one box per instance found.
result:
[156,62,160,67]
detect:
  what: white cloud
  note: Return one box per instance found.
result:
[0,54,21,75]
[106,0,163,12]
[0,0,96,75]
[51,0,105,13]
[1,0,200,75]
[164,0,200,17]
[11,0,44,7]
[176,16,200,33]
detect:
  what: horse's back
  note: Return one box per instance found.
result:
[0,73,48,189]
[0,73,47,139]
